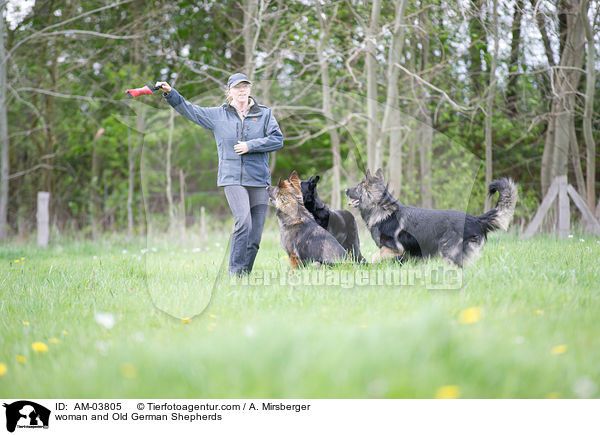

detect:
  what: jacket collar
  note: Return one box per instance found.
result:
[225,96,262,115]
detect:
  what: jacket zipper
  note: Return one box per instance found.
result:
[237,120,243,183]
[232,104,251,184]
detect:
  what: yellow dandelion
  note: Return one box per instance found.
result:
[31,342,48,353]
[209,314,217,319]
[458,307,482,324]
[545,392,561,399]
[16,355,26,364]
[435,385,460,399]
[536,310,544,315]
[551,344,567,355]
[21,257,25,261]
[62,330,69,335]
[22,321,30,326]
[120,363,137,379]
[49,338,59,344]
[0,363,7,376]
[181,318,191,324]
[14,259,19,263]
[360,324,368,328]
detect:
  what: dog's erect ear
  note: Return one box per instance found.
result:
[289,171,302,194]
[308,175,314,183]
[365,168,372,180]
[375,168,384,179]
[313,175,320,184]
[277,178,285,188]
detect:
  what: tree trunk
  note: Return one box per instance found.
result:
[541,103,556,194]
[366,0,382,171]
[406,34,418,197]
[541,0,585,201]
[418,113,432,208]
[550,0,585,181]
[506,0,522,116]
[179,168,186,242]
[378,0,407,178]
[533,0,556,195]
[317,4,341,209]
[484,0,499,211]
[581,0,595,210]
[388,109,403,198]
[468,0,486,96]
[407,131,416,197]
[129,111,145,237]
[417,5,432,208]
[166,108,175,233]
[569,117,586,198]
[128,133,135,237]
[90,128,104,240]
[0,4,9,240]
[243,0,262,79]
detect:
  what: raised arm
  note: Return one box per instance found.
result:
[156,81,219,131]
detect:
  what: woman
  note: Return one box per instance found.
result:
[156,73,283,277]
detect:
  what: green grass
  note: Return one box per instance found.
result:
[1,230,599,398]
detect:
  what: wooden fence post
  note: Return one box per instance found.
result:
[37,191,50,246]
[522,175,600,238]
[557,175,570,238]
[200,206,206,245]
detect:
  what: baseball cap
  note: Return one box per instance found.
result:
[227,73,252,89]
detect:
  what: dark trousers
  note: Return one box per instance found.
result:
[224,185,269,276]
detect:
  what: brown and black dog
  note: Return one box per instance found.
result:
[267,171,348,268]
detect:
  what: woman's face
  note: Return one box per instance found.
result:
[229,82,251,105]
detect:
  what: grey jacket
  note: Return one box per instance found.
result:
[164,89,283,187]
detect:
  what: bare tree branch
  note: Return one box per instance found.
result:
[394,63,476,112]
[4,0,135,63]
[38,30,144,40]
[16,87,126,104]
[8,163,64,180]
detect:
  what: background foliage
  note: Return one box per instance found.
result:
[1,0,599,238]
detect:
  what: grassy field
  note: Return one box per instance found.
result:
[1,229,599,399]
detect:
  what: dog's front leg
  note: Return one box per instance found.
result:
[288,253,301,269]
[371,246,401,263]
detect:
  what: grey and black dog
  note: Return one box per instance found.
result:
[345,168,518,267]
[300,175,365,262]
[267,171,348,268]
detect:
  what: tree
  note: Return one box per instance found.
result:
[581,0,596,212]
[316,2,343,209]
[0,1,9,240]
[484,0,499,211]
[365,0,382,171]
[540,0,586,193]
[378,0,407,196]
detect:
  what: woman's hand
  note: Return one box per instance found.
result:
[234,141,249,155]
[155,81,172,94]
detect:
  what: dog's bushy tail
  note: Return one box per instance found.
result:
[478,178,518,233]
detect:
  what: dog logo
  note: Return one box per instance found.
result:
[3,401,51,432]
